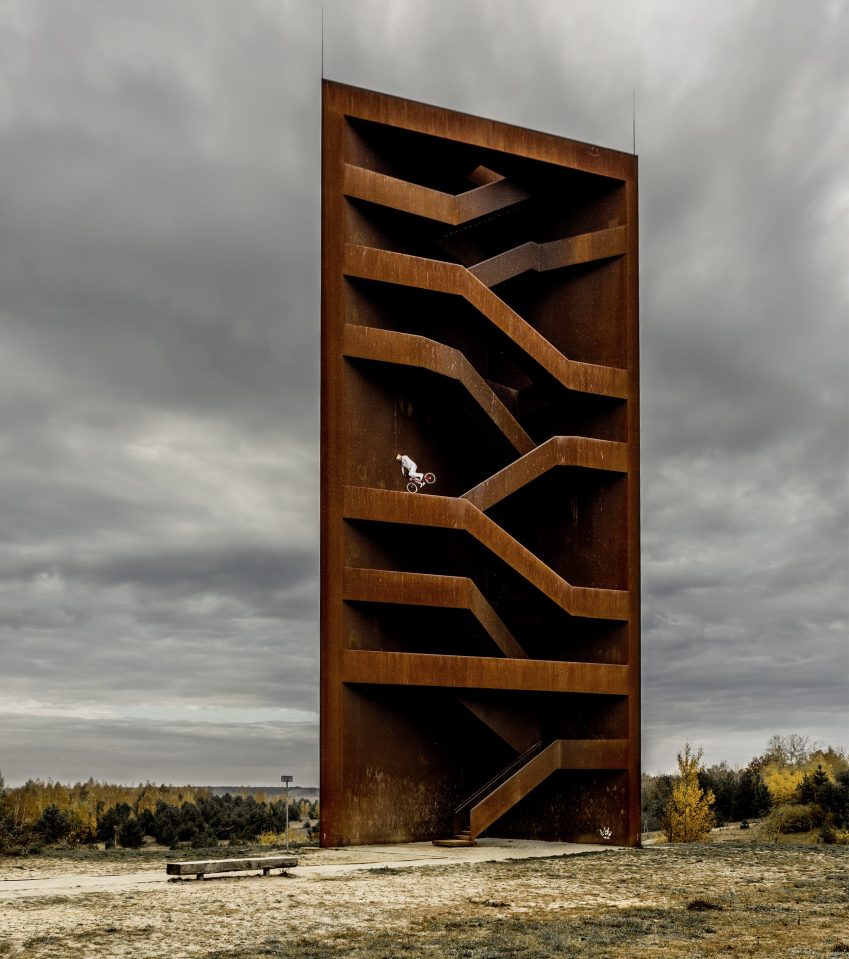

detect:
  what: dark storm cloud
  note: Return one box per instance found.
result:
[0,0,845,783]
[0,0,319,431]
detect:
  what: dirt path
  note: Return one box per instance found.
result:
[0,839,604,898]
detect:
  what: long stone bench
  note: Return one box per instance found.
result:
[166,856,298,879]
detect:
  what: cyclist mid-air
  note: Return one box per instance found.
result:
[396,453,423,483]
[395,453,436,493]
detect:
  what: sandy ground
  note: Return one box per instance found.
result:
[0,839,600,897]
[1,840,847,958]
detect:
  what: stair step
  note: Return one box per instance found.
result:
[432,837,477,847]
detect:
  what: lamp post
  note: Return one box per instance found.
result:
[280,775,294,852]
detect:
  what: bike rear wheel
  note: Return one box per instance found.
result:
[423,472,436,484]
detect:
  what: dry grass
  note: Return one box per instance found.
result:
[0,841,316,880]
[1,843,847,958]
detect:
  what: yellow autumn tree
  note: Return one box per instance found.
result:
[760,748,847,806]
[662,743,716,842]
[761,764,805,804]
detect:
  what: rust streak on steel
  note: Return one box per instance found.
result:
[322,80,640,848]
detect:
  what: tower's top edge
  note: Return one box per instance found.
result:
[322,79,637,178]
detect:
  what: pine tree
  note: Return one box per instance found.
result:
[662,743,716,842]
[34,804,71,844]
[733,765,772,820]
[797,765,830,806]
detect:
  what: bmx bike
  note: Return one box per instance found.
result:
[406,472,436,493]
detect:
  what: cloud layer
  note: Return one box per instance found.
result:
[0,0,846,782]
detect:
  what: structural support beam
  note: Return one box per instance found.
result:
[343,163,531,225]
[457,695,541,753]
[468,226,627,288]
[343,325,534,455]
[343,567,527,659]
[344,485,630,621]
[462,435,627,511]
[344,245,629,399]
[341,650,629,695]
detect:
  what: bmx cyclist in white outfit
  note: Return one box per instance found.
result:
[396,453,423,483]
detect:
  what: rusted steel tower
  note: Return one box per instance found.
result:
[321,80,640,847]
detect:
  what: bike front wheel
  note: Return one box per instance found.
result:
[406,482,419,493]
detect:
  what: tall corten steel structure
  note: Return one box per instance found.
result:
[321,80,640,847]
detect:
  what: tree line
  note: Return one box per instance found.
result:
[4,733,846,853]
[643,734,849,843]
[0,776,318,854]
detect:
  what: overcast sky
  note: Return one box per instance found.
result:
[0,0,846,786]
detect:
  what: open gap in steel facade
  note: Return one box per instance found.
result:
[321,80,640,847]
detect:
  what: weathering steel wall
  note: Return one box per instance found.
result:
[321,80,640,847]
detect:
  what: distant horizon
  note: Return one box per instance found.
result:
[0,776,320,790]
[6,738,849,789]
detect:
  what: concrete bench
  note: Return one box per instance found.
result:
[166,856,298,879]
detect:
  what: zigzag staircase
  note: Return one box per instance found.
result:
[438,741,544,846]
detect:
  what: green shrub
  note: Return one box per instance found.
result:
[820,824,837,844]
[35,804,72,844]
[760,803,815,840]
[97,802,132,845]
[117,817,145,849]
[779,806,813,833]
